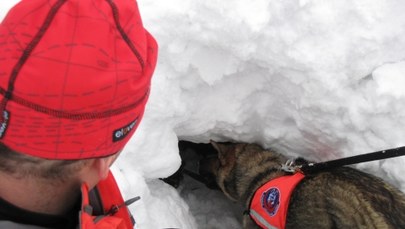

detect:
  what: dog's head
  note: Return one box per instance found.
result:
[199,140,288,202]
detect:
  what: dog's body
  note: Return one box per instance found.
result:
[201,141,405,229]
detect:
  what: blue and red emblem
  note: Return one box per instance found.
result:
[261,187,280,217]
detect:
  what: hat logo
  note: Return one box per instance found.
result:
[0,110,9,139]
[113,118,138,142]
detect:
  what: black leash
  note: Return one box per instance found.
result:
[294,145,405,174]
[181,144,405,187]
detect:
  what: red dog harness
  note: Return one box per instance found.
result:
[249,173,305,229]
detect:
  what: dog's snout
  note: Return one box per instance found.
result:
[199,157,216,176]
[198,157,220,190]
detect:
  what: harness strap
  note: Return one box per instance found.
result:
[249,209,278,229]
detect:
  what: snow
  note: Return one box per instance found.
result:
[2,0,405,228]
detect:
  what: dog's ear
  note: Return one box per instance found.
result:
[210,140,227,166]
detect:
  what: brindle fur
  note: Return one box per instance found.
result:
[202,141,405,229]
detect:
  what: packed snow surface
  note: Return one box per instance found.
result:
[2,0,405,228]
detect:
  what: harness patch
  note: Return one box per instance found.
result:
[262,187,280,217]
[250,172,305,229]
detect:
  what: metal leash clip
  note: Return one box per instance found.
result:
[281,159,301,173]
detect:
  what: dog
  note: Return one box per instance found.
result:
[199,141,405,229]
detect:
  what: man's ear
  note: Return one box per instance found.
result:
[94,155,117,180]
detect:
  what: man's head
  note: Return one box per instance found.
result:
[0,140,120,187]
[0,0,158,160]
[0,142,88,181]
[0,141,120,216]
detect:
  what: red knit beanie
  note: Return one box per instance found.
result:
[0,0,158,159]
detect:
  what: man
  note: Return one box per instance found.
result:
[0,0,158,228]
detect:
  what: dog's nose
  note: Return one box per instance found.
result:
[199,157,214,176]
[198,157,220,190]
